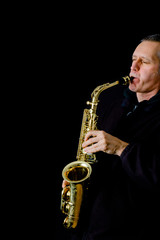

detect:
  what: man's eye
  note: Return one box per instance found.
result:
[142,60,148,64]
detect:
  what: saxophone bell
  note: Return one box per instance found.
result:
[61,161,92,229]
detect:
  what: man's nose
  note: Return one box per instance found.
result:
[130,60,140,72]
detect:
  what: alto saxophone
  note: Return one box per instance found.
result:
[60,76,131,229]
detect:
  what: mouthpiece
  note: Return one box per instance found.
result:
[119,76,131,85]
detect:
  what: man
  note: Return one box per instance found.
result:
[62,34,160,239]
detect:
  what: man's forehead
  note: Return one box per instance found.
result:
[133,41,160,60]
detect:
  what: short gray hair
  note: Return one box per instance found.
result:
[141,34,160,42]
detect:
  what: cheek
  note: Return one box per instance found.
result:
[145,71,160,86]
[141,65,160,81]
[139,72,160,91]
[151,71,160,80]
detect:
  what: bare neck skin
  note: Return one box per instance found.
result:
[136,88,159,102]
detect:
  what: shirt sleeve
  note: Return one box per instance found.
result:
[120,133,160,191]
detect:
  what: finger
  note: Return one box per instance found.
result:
[84,142,102,153]
[84,130,99,141]
[82,136,98,148]
[62,180,69,188]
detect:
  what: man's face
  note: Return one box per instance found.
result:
[129,41,160,94]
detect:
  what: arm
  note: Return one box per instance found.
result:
[82,130,160,190]
[120,136,160,189]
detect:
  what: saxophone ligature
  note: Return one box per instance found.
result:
[60,76,131,229]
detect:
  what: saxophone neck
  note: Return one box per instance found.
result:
[90,76,130,101]
[91,80,119,100]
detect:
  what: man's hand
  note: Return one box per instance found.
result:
[82,130,128,156]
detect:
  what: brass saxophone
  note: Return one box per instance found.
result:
[60,76,131,229]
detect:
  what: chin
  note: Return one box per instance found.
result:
[129,83,137,92]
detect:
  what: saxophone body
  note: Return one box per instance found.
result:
[60,76,131,229]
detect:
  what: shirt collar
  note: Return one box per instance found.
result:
[122,88,160,114]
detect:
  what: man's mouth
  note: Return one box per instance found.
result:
[129,77,140,88]
[130,76,134,82]
[130,74,140,83]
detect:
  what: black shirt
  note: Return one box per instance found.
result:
[71,85,160,239]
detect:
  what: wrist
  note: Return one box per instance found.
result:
[116,141,129,156]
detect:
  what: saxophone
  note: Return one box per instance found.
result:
[60,76,131,229]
